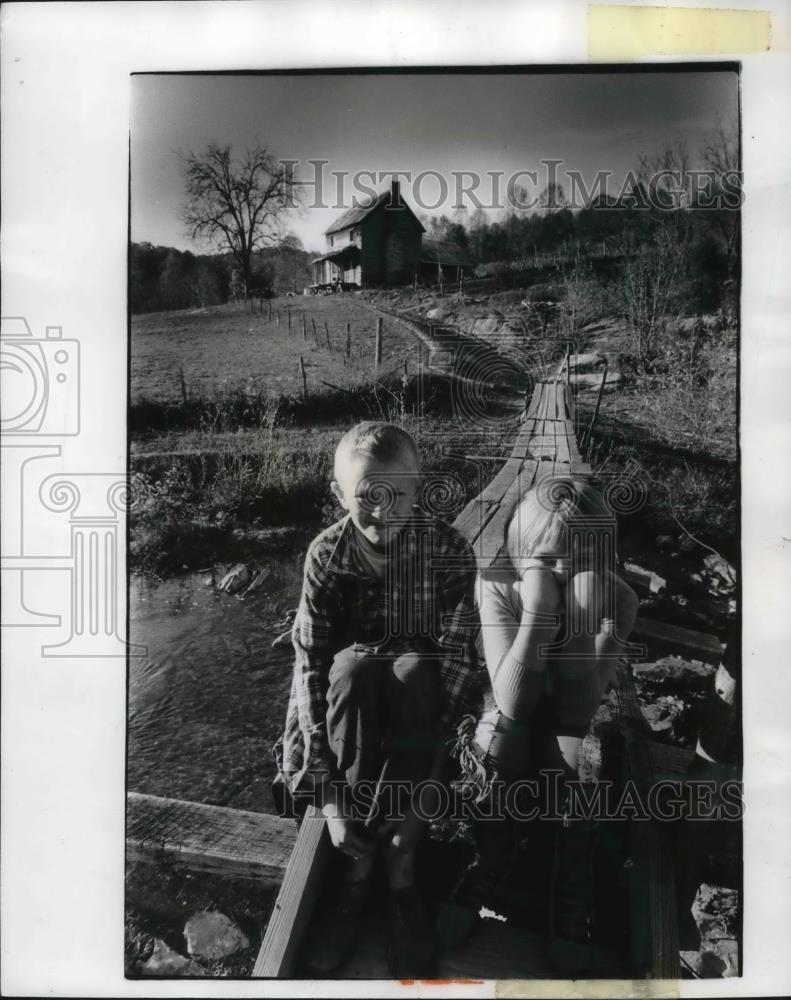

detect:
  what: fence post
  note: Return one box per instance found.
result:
[277,309,281,328]
[374,317,383,372]
[288,307,292,333]
[178,367,188,407]
[299,356,308,401]
[268,300,272,322]
[302,312,307,340]
[311,317,318,346]
[324,321,331,351]
[346,322,351,359]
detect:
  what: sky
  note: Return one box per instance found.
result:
[131,69,739,256]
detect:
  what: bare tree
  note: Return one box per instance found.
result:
[614,225,686,369]
[180,142,296,299]
[700,119,741,279]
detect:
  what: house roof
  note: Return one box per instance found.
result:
[311,245,359,264]
[324,184,425,236]
[419,238,472,266]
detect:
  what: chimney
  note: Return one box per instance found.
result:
[391,179,400,206]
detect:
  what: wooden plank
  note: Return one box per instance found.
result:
[632,616,723,664]
[253,805,332,977]
[473,460,540,570]
[525,381,546,419]
[555,418,572,466]
[622,565,666,596]
[560,417,585,465]
[126,793,296,885]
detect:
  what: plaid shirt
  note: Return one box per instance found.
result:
[273,509,481,793]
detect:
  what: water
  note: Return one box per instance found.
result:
[128,553,304,813]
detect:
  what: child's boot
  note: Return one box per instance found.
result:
[304,865,373,974]
[437,782,522,951]
[548,803,598,975]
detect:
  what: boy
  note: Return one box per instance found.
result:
[273,422,479,977]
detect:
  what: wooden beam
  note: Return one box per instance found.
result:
[126,793,296,885]
[253,805,332,977]
[632,616,723,665]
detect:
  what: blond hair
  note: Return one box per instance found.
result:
[506,475,612,565]
[334,421,421,479]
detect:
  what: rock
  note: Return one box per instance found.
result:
[140,938,194,976]
[217,563,252,594]
[184,911,249,961]
[426,307,446,321]
[567,352,603,370]
[656,535,675,552]
[640,703,673,733]
[632,656,713,687]
[640,694,685,735]
[681,948,727,978]
[702,553,736,587]
[696,883,739,928]
[568,371,622,389]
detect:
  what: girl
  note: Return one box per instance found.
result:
[442,475,639,971]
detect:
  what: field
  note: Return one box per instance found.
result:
[130,274,738,578]
[132,295,424,404]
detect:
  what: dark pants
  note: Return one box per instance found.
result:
[325,644,440,821]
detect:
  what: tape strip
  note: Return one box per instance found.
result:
[496,979,680,999]
[588,5,771,60]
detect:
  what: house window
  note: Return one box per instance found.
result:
[329,235,334,246]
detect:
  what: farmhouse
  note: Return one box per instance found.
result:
[311,180,475,291]
[311,180,424,289]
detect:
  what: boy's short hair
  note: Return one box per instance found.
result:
[334,422,421,479]
[506,475,612,564]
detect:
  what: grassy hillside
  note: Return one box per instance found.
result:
[132,296,422,405]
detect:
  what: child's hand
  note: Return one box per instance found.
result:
[319,780,375,860]
[513,565,562,619]
[384,803,426,859]
[324,814,375,861]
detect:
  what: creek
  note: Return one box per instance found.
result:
[128,553,303,814]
